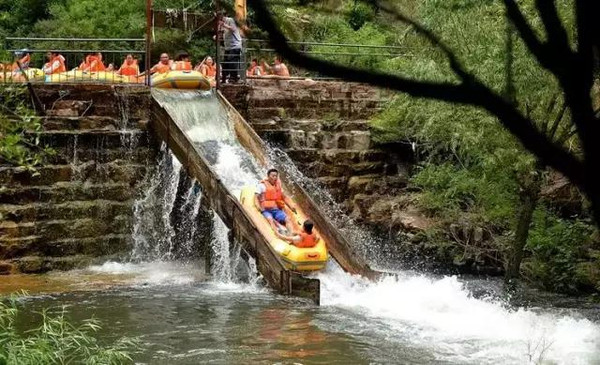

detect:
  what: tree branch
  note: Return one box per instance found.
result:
[502,0,556,72]
[375,1,472,82]
[574,0,595,90]
[535,0,570,54]
[547,101,567,141]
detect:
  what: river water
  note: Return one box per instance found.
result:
[5,90,600,364]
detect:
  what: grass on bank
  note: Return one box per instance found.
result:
[0,293,139,365]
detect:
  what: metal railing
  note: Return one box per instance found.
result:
[2,37,148,85]
[214,39,405,84]
[216,46,246,84]
[242,38,406,80]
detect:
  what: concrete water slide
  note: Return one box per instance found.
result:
[150,90,380,304]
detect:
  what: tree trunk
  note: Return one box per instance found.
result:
[505,174,541,281]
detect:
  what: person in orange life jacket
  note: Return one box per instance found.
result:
[12,49,31,73]
[195,55,217,77]
[79,52,106,72]
[254,168,298,233]
[8,49,30,79]
[116,54,139,76]
[149,53,172,74]
[276,220,320,248]
[172,51,192,71]
[43,51,66,75]
[246,58,263,77]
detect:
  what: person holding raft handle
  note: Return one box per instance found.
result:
[255,169,297,235]
[275,220,320,248]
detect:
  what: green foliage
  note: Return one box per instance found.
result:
[32,0,145,38]
[523,210,596,293]
[151,29,214,63]
[346,2,375,31]
[368,0,598,291]
[371,0,574,224]
[412,163,518,227]
[0,85,54,169]
[0,294,139,364]
[0,0,58,38]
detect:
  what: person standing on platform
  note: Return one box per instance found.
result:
[218,12,242,83]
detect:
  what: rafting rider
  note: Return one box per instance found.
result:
[255,168,298,235]
[275,220,320,248]
[149,53,172,74]
[12,49,31,74]
[116,54,140,76]
[172,51,192,71]
[43,51,66,75]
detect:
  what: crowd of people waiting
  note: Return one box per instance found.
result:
[3,48,291,83]
[3,10,291,83]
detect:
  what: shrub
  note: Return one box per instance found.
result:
[0,294,139,365]
[0,86,54,170]
[523,210,596,293]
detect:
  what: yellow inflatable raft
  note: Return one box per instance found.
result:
[0,68,44,82]
[45,70,131,84]
[151,70,211,90]
[239,186,328,271]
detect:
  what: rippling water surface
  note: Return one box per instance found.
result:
[6,260,599,365]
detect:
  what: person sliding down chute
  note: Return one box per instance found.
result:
[276,220,320,248]
[254,168,297,234]
[239,178,328,271]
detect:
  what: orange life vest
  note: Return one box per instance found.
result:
[44,55,66,74]
[260,179,284,210]
[120,61,138,76]
[296,232,317,248]
[172,61,192,71]
[13,54,30,70]
[154,62,171,74]
[202,64,216,77]
[88,56,106,72]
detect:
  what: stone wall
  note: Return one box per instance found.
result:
[0,85,157,274]
[221,80,419,231]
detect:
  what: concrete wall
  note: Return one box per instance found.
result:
[0,85,157,274]
[0,80,412,275]
[221,80,416,230]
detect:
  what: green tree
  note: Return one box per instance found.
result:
[370,0,585,283]
[250,0,599,289]
[32,0,145,38]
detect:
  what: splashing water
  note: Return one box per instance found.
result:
[131,145,182,261]
[315,262,600,364]
[134,89,600,364]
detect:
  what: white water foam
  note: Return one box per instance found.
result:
[212,143,262,197]
[316,263,600,364]
[148,90,600,364]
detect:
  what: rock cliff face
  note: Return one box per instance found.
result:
[0,85,157,274]
[221,80,423,234]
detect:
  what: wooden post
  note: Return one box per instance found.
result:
[145,0,152,86]
[215,0,221,90]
